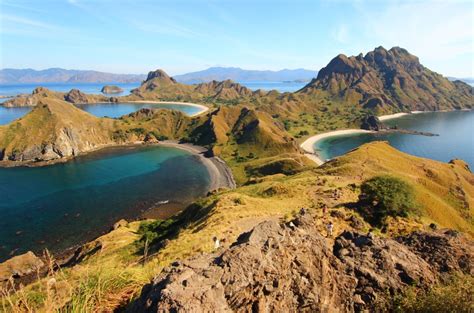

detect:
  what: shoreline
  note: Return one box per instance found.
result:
[300,129,374,165]
[300,108,473,166]
[378,112,409,121]
[0,140,236,266]
[127,100,209,117]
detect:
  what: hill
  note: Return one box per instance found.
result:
[0,68,145,84]
[126,69,263,103]
[173,67,317,83]
[299,47,473,113]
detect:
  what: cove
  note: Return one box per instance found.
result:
[315,110,474,167]
[0,102,205,125]
[0,145,211,262]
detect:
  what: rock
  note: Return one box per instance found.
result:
[129,213,470,312]
[0,251,44,282]
[113,219,128,230]
[396,230,474,274]
[101,85,123,94]
[64,89,89,104]
[360,115,385,131]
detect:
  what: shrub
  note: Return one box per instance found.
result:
[359,175,417,225]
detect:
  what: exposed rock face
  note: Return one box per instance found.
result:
[64,88,89,103]
[360,115,385,130]
[300,46,473,112]
[0,251,44,283]
[101,85,124,94]
[130,212,472,312]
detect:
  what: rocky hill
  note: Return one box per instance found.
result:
[2,87,111,107]
[127,69,259,103]
[0,98,117,163]
[131,211,472,312]
[299,47,473,113]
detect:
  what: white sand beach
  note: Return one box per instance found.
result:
[378,112,409,121]
[300,129,374,165]
[129,100,209,117]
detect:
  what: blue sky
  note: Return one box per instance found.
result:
[0,0,473,77]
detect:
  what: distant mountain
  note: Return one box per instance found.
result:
[448,77,474,85]
[299,46,473,112]
[173,67,317,83]
[0,68,146,84]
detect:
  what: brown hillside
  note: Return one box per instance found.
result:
[300,47,473,113]
[321,141,474,234]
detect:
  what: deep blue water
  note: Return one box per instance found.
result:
[0,145,211,262]
[315,110,474,167]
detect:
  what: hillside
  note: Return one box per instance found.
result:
[0,68,145,83]
[0,98,117,163]
[126,69,263,103]
[299,47,473,113]
[174,67,317,83]
[2,140,472,311]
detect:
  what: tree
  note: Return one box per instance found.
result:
[359,175,417,225]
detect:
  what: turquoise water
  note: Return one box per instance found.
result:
[0,102,203,125]
[0,145,211,262]
[315,110,474,167]
[77,102,203,118]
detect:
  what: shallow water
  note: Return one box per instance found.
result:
[0,145,211,262]
[314,110,474,167]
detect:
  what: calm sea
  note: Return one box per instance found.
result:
[0,145,211,262]
[315,110,474,167]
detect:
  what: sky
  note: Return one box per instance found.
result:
[0,0,473,77]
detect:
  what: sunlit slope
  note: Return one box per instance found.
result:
[321,141,474,233]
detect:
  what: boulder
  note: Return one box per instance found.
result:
[0,251,44,282]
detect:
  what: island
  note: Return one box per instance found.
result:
[101,85,124,94]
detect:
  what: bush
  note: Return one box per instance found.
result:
[384,273,474,312]
[359,175,417,225]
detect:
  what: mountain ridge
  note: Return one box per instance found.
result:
[173,66,317,83]
[0,68,146,84]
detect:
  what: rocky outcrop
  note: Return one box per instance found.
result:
[64,88,89,103]
[2,87,109,107]
[101,85,124,94]
[0,251,44,283]
[130,211,472,312]
[360,115,385,130]
[300,46,473,112]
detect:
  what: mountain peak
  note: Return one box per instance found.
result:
[145,69,176,83]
